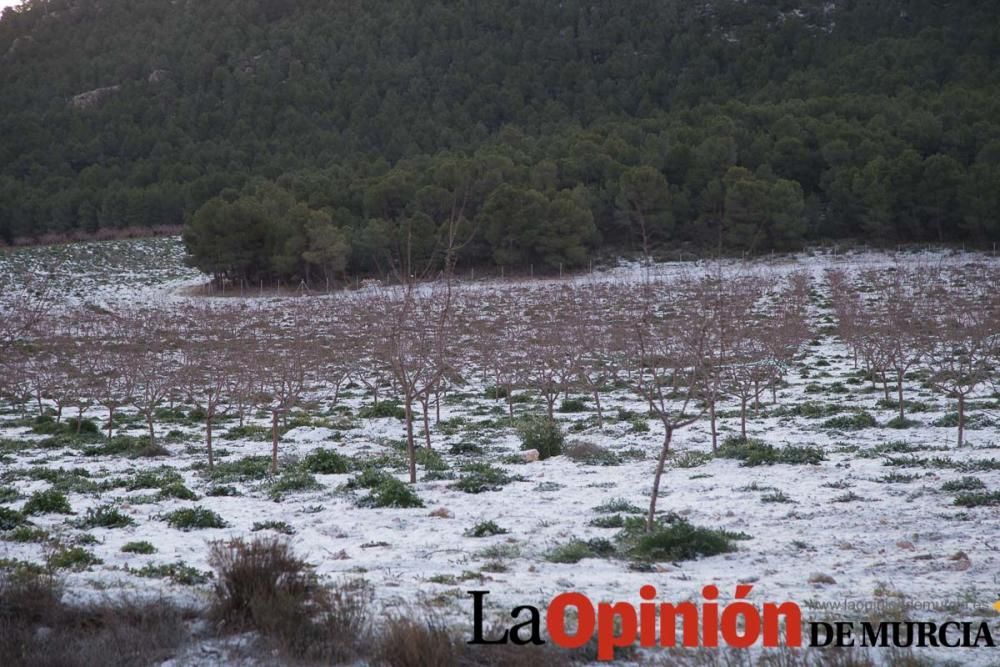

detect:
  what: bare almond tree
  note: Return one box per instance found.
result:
[127,310,180,448]
[370,283,455,482]
[177,304,235,470]
[922,267,999,447]
[622,277,718,531]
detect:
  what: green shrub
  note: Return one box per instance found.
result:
[629,418,650,433]
[557,398,588,413]
[941,477,986,493]
[781,402,842,419]
[0,486,20,503]
[160,481,198,500]
[716,437,824,466]
[953,491,1000,508]
[483,386,508,399]
[302,449,350,474]
[448,442,484,456]
[208,456,272,482]
[80,504,134,529]
[165,506,227,529]
[617,515,749,562]
[932,412,994,428]
[0,507,27,530]
[593,497,643,514]
[344,467,393,491]
[588,514,626,528]
[125,468,183,491]
[357,478,423,508]
[252,520,296,535]
[516,416,563,459]
[886,416,920,429]
[48,547,102,570]
[878,472,918,483]
[761,491,793,503]
[269,469,320,500]
[4,526,48,542]
[450,463,514,494]
[221,424,271,441]
[465,520,508,538]
[857,440,924,459]
[822,412,878,430]
[82,435,156,457]
[65,417,100,434]
[134,561,212,585]
[121,540,157,554]
[415,448,447,471]
[358,402,406,420]
[545,538,615,564]
[672,450,713,468]
[22,489,72,515]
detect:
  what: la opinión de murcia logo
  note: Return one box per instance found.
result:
[467,586,998,661]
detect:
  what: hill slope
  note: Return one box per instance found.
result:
[1,0,999,278]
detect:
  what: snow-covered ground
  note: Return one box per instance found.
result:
[1,238,998,665]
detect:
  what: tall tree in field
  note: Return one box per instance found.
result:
[622,276,718,531]
[177,304,236,470]
[371,284,455,483]
[922,267,999,447]
[127,310,180,448]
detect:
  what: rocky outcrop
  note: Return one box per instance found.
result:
[148,69,170,84]
[68,85,120,110]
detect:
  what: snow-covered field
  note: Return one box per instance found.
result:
[1,238,999,665]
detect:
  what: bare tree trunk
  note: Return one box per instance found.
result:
[740,397,748,439]
[206,415,214,470]
[270,410,279,474]
[146,414,155,447]
[404,395,416,483]
[591,388,604,428]
[420,394,432,449]
[646,426,673,532]
[897,375,905,422]
[709,400,718,452]
[957,395,965,448]
[107,406,115,439]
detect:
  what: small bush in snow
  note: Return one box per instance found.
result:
[79,504,134,529]
[121,540,157,554]
[822,411,877,430]
[357,478,424,509]
[357,402,406,420]
[302,449,350,474]
[516,416,563,459]
[465,520,508,538]
[164,506,227,530]
[616,515,749,563]
[23,489,72,515]
[450,463,514,494]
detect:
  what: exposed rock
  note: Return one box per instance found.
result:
[808,572,837,585]
[69,85,121,110]
[521,449,540,463]
[896,540,915,551]
[148,69,170,84]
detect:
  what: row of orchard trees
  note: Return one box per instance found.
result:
[0,270,812,531]
[829,264,1000,447]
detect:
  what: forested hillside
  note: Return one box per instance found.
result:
[1,0,999,280]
